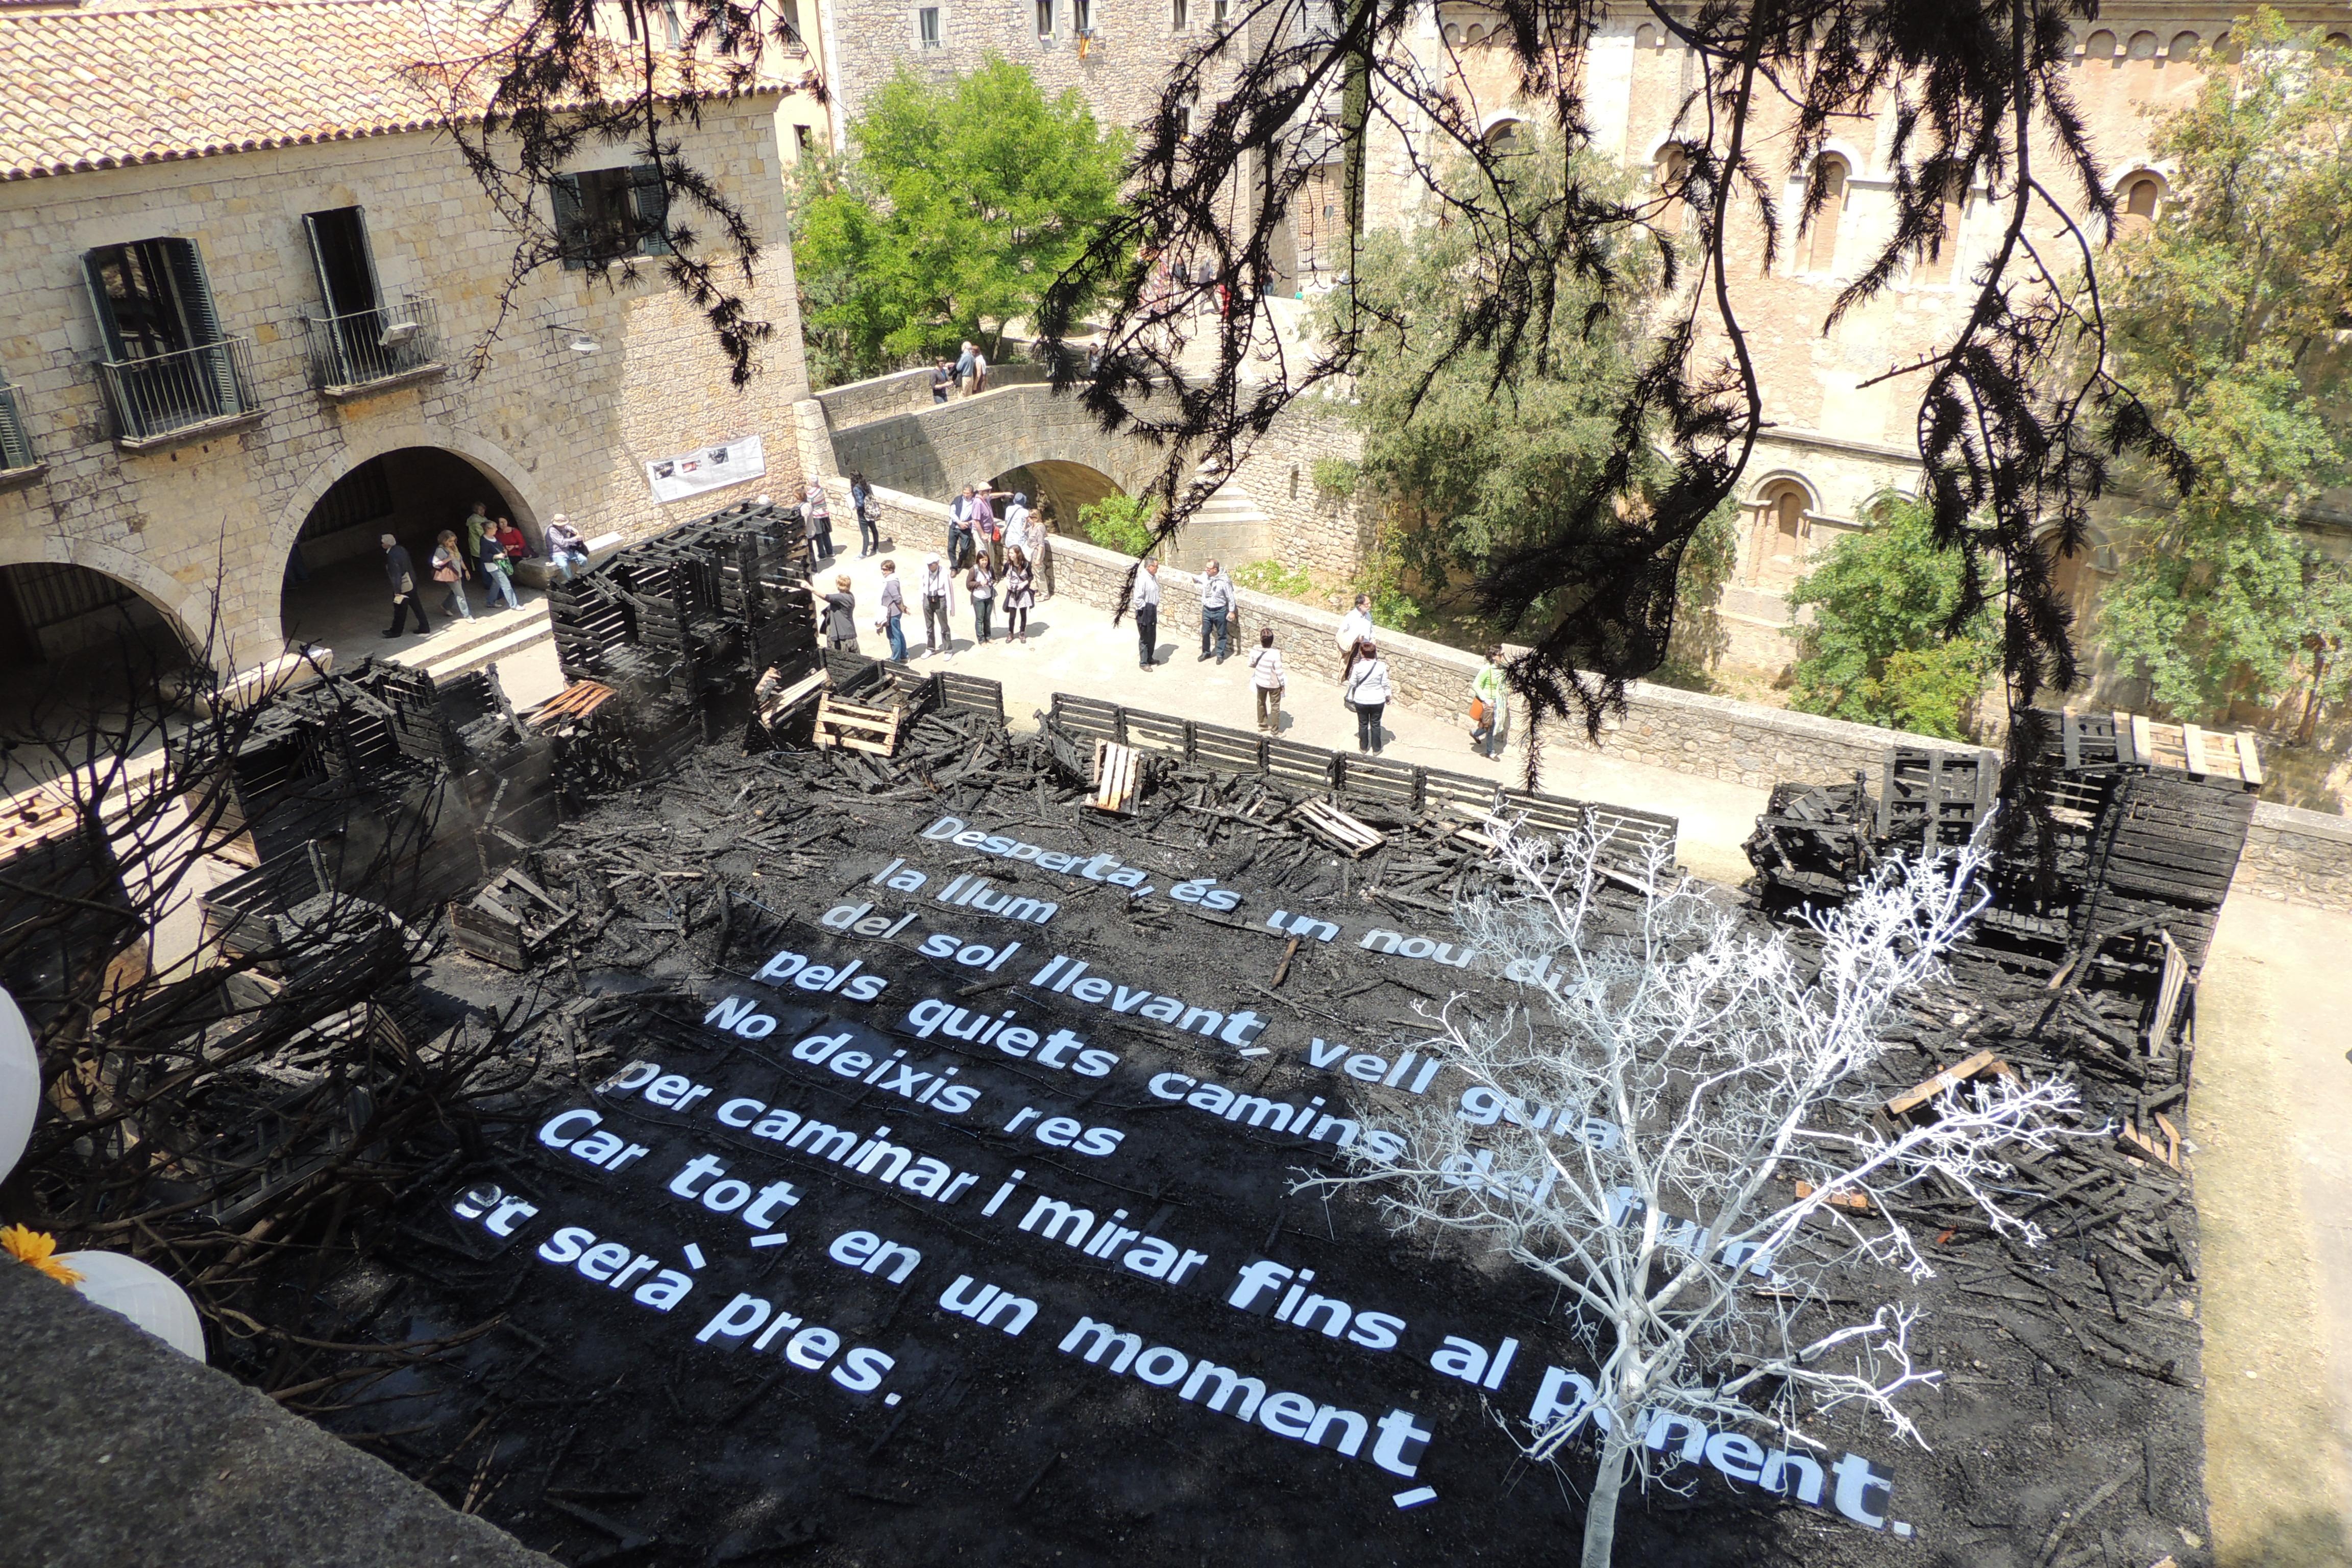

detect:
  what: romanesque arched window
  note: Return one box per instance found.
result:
[1653,143,1689,233]
[1803,156,1848,275]
[2120,174,2164,235]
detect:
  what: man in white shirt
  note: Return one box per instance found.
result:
[920,556,955,656]
[1335,592,1373,675]
[1132,559,1162,671]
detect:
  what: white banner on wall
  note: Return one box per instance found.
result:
[645,434,765,504]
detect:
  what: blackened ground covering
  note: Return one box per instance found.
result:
[315,717,2211,1568]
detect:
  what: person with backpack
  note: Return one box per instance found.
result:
[477,522,521,610]
[1343,638,1392,753]
[851,472,881,556]
[1471,645,1508,758]
[430,530,474,622]
[1248,626,1285,733]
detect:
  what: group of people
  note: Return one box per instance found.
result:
[380,502,592,638]
[1123,573,1507,762]
[811,546,1042,665]
[790,474,887,571]
[931,341,990,403]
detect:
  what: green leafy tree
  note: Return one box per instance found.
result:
[1076,494,1158,557]
[1788,500,2000,740]
[1335,136,1730,663]
[789,56,1129,385]
[2094,13,2352,726]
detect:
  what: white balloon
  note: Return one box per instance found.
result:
[0,985,33,1183]
[60,1250,207,1362]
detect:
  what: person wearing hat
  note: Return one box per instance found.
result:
[545,514,591,582]
[1342,636,1392,754]
[380,533,430,637]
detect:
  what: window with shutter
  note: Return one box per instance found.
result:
[630,165,672,255]
[552,175,592,268]
[83,237,249,437]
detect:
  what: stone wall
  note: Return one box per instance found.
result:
[813,363,1049,429]
[0,96,811,667]
[983,510,2351,913]
[826,378,1370,576]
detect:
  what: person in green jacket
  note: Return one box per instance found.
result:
[1471,646,1507,760]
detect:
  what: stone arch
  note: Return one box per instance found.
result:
[2115,169,2167,234]
[2167,30,2200,61]
[1480,111,1531,152]
[263,422,551,592]
[1745,472,1820,586]
[0,534,210,663]
[1799,151,1855,275]
[992,459,1125,538]
[2126,30,2159,60]
[2081,29,2117,61]
[1856,485,1919,523]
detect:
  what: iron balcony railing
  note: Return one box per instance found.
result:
[95,337,259,446]
[301,292,442,393]
[0,382,36,471]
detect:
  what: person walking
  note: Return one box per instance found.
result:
[1000,548,1035,644]
[804,480,835,560]
[877,559,908,662]
[1133,558,1162,670]
[544,514,592,582]
[966,555,996,645]
[1344,638,1392,753]
[820,575,859,651]
[1336,592,1372,676]
[381,533,430,637]
[1471,645,1508,759]
[1247,626,1285,734]
[851,472,881,556]
[920,556,955,656]
[477,524,521,610]
[1198,558,1234,662]
[430,530,474,621]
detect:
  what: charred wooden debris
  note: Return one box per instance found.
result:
[1739,712,2249,1404]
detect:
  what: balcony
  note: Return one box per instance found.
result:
[300,293,445,400]
[0,382,41,488]
[96,338,262,452]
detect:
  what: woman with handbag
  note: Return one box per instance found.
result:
[1343,638,1391,754]
[966,556,997,645]
[430,530,473,621]
[1000,549,1035,644]
[1471,646,1506,758]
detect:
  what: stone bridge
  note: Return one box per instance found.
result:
[811,367,1370,576]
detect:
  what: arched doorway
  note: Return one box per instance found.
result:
[0,561,194,761]
[993,460,1125,547]
[278,447,538,655]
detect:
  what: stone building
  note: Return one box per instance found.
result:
[0,0,825,690]
[812,2,2351,684]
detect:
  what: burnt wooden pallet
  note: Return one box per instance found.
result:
[449,868,576,971]
[1050,693,1123,746]
[1294,797,1386,857]
[1090,741,1141,815]
[814,695,901,756]
[1878,748,1998,846]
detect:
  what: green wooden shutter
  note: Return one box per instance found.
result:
[163,238,241,415]
[81,251,130,362]
[552,175,591,268]
[631,165,672,255]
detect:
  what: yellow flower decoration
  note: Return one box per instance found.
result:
[0,1224,83,1286]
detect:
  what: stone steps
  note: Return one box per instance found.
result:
[386,600,552,683]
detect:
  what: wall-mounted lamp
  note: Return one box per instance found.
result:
[542,321,602,355]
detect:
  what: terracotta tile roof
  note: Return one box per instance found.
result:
[0,0,789,182]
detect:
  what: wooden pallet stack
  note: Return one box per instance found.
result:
[449,867,576,970]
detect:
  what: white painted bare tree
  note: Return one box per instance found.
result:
[1307,823,2082,1567]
